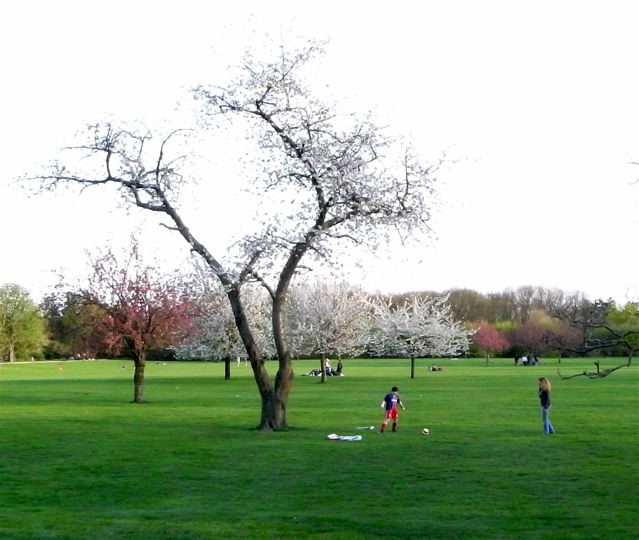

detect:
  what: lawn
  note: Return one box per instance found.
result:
[0,357,637,539]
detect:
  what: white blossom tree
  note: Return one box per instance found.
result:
[175,273,275,374]
[370,295,472,368]
[173,280,245,362]
[35,42,438,430]
[285,280,373,380]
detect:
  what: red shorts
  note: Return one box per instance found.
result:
[385,407,399,420]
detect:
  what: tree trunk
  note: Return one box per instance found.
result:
[8,343,15,363]
[320,354,326,383]
[261,243,308,430]
[410,354,415,379]
[266,292,295,429]
[261,361,294,430]
[226,285,290,430]
[132,354,146,403]
[222,238,307,431]
[224,358,231,380]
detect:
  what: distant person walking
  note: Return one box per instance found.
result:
[538,377,554,434]
[379,386,405,433]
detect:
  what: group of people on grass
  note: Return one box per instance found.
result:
[307,358,344,377]
[515,355,539,366]
[376,376,554,435]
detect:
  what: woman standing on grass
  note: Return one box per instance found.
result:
[538,377,555,434]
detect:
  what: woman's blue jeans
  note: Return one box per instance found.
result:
[542,408,554,434]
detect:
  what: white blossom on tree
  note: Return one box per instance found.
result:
[285,280,373,361]
[173,284,243,362]
[175,273,275,361]
[370,295,473,358]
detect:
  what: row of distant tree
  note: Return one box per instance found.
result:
[0,245,470,401]
[2,262,637,368]
[388,286,638,361]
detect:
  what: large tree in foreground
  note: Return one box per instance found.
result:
[37,43,437,429]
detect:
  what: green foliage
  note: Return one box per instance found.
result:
[0,284,47,361]
[607,302,638,326]
[41,292,109,358]
[572,300,639,357]
[606,302,639,354]
[0,358,636,539]
[494,320,517,331]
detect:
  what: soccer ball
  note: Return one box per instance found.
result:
[421,427,430,435]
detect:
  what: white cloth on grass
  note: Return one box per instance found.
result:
[326,433,363,441]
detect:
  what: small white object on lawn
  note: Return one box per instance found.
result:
[421,428,430,435]
[327,433,363,442]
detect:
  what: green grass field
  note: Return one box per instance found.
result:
[0,357,637,539]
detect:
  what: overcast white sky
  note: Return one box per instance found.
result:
[1,0,638,304]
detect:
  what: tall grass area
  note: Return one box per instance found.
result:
[0,357,636,539]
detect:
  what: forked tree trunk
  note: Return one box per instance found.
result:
[8,343,15,363]
[222,231,307,430]
[260,361,294,430]
[132,354,146,403]
[226,286,293,430]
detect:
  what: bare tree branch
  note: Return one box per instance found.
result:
[558,358,632,379]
